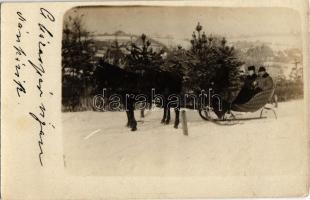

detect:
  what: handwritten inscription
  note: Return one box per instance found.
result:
[13,8,56,166]
[13,12,27,97]
[29,104,46,166]
[28,8,55,98]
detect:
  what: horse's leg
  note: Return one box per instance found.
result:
[140,108,145,118]
[174,107,180,129]
[126,99,137,131]
[161,104,167,124]
[165,106,171,124]
[130,108,137,131]
[126,110,131,127]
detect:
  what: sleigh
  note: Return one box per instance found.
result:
[198,86,277,125]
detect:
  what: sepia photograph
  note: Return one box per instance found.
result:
[61,6,305,176]
[1,1,309,199]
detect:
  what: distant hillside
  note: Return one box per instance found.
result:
[229,34,302,51]
[92,31,167,52]
[96,30,132,37]
[231,39,302,79]
[91,31,304,79]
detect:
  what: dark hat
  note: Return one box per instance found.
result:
[258,66,266,72]
[248,65,255,71]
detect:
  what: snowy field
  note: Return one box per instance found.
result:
[63,100,305,176]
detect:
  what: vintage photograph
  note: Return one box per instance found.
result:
[61,6,304,176]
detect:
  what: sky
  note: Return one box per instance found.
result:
[64,6,302,44]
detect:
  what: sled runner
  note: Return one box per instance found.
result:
[198,86,277,124]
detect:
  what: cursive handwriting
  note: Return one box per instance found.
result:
[29,104,46,166]
[28,9,54,98]
[12,7,56,167]
[25,7,56,166]
[13,11,27,97]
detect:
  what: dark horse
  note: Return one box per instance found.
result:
[94,61,183,131]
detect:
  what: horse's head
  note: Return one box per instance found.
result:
[94,61,138,93]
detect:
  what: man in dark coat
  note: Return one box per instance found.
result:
[256,66,274,92]
[233,65,258,104]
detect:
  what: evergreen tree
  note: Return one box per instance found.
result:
[103,39,126,67]
[213,38,243,102]
[125,34,164,73]
[189,22,218,90]
[62,11,96,110]
[62,13,96,81]
[163,45,199,92]
[189,22,243,102]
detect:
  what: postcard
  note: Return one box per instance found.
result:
[1,0,309,199]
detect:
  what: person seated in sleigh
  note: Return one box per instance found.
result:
[233,65,260,105]
[255,66,274,92]
[208,66,275,120]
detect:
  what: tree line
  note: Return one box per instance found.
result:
[62,15,303,111]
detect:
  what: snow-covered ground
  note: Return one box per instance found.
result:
[63,100,305,176]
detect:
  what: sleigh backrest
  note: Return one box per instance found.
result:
[231,85,275,112]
